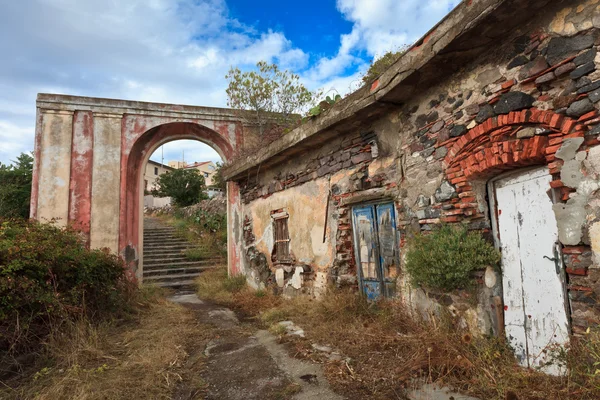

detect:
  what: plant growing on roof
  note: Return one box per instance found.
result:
[362,47,410,85]
[405,224,501,291]
[307,94,342,118]
[225,61,320,138]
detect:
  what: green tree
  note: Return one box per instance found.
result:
[151,168,208,207]
[225,61,319,137]
[0,153,33,218]
[210,162,226,192]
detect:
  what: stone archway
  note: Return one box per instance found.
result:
[31,94,249,280]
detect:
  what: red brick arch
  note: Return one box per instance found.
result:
[443,108,589,182]
[433,108,593,223]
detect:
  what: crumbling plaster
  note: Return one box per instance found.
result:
[226,0,600,336]
[244,178,337,294]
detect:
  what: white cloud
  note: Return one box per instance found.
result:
[300,0,459,93]
[149,140,221,165]
[0,120,35,164]
[0,0,460,164]
[336,0,459,58]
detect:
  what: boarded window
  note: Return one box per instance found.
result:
[273,214,291,263]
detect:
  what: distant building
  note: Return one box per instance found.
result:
[144,160,174,192]
[168,160,187,169]
[185,161,217,186]
[168,160,218,187]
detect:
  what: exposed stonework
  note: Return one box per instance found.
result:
[225,0,600,336]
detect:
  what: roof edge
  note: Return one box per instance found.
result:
[222,0,506,181]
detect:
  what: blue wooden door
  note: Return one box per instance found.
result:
[352,203,399,300]
[375,203,399,298]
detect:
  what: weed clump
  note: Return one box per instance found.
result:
[362,48,409,85]
[405,224,500,291]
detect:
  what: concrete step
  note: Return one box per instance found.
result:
[144,236,181,241]
[144,256,189,265]
[143,265,212,277]
[144,244,194,252]
[144,232,178,238]
[144,233,178,238]
[146,280,197,290]
[142,251,186,259]
[144,272,203,283]
[144,238,188,244]
[144,260,222,271]
[144,255,222,264]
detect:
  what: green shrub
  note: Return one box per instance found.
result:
[0,219,132,357]
[405,224,500,291]
[151,168,208,207]
[0,153,33,219]
[171,207,227,258]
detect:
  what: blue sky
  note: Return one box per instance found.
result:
[0,0,460,165]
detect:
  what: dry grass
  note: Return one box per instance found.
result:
[196,267,281,315]
[199,268,600,400]
[0,288,213,400]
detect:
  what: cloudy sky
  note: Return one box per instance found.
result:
[0,0,459,165]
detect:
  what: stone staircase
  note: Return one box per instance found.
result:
[143,217,222,290]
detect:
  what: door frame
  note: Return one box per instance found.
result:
[486,166,572,337]
[350,199,399,299]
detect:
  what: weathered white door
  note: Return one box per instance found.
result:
[493,167,569,375]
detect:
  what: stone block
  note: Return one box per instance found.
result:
[434,181,457,202]
[493,92,535,114]
[475,104,495,123]
[567,98,594,117]
[570,62,596,79]
[546,35,595,66]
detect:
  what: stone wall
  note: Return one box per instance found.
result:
[233,0,600,333]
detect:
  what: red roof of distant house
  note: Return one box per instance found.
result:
[184,161,211,169]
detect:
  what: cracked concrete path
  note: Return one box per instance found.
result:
[169,293,343,400]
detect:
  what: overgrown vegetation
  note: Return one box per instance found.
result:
[151,168,208,207]
[0,219,133,365]
[226,61,320,140]
[405,224,501,291]
[0,153,33,219]
[210,161,226,192]
[198,267,600,399]
[196,268,281,318]
[306,93,342,118]
[362,47,409,85]
[153,202,228,261]
[0,288,213,399]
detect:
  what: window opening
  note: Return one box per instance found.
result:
[272,211,291,263]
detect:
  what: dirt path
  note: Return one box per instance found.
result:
[169,292,343,400]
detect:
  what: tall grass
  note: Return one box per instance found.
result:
[1,287,212,399]
[197,268,600,400]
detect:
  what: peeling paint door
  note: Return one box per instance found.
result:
[352,203,399,300]
[493,167,569,375]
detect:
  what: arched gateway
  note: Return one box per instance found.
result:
[31,93,246,280]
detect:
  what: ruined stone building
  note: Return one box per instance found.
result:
[30,0,600,375]
[221,0,600,373]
